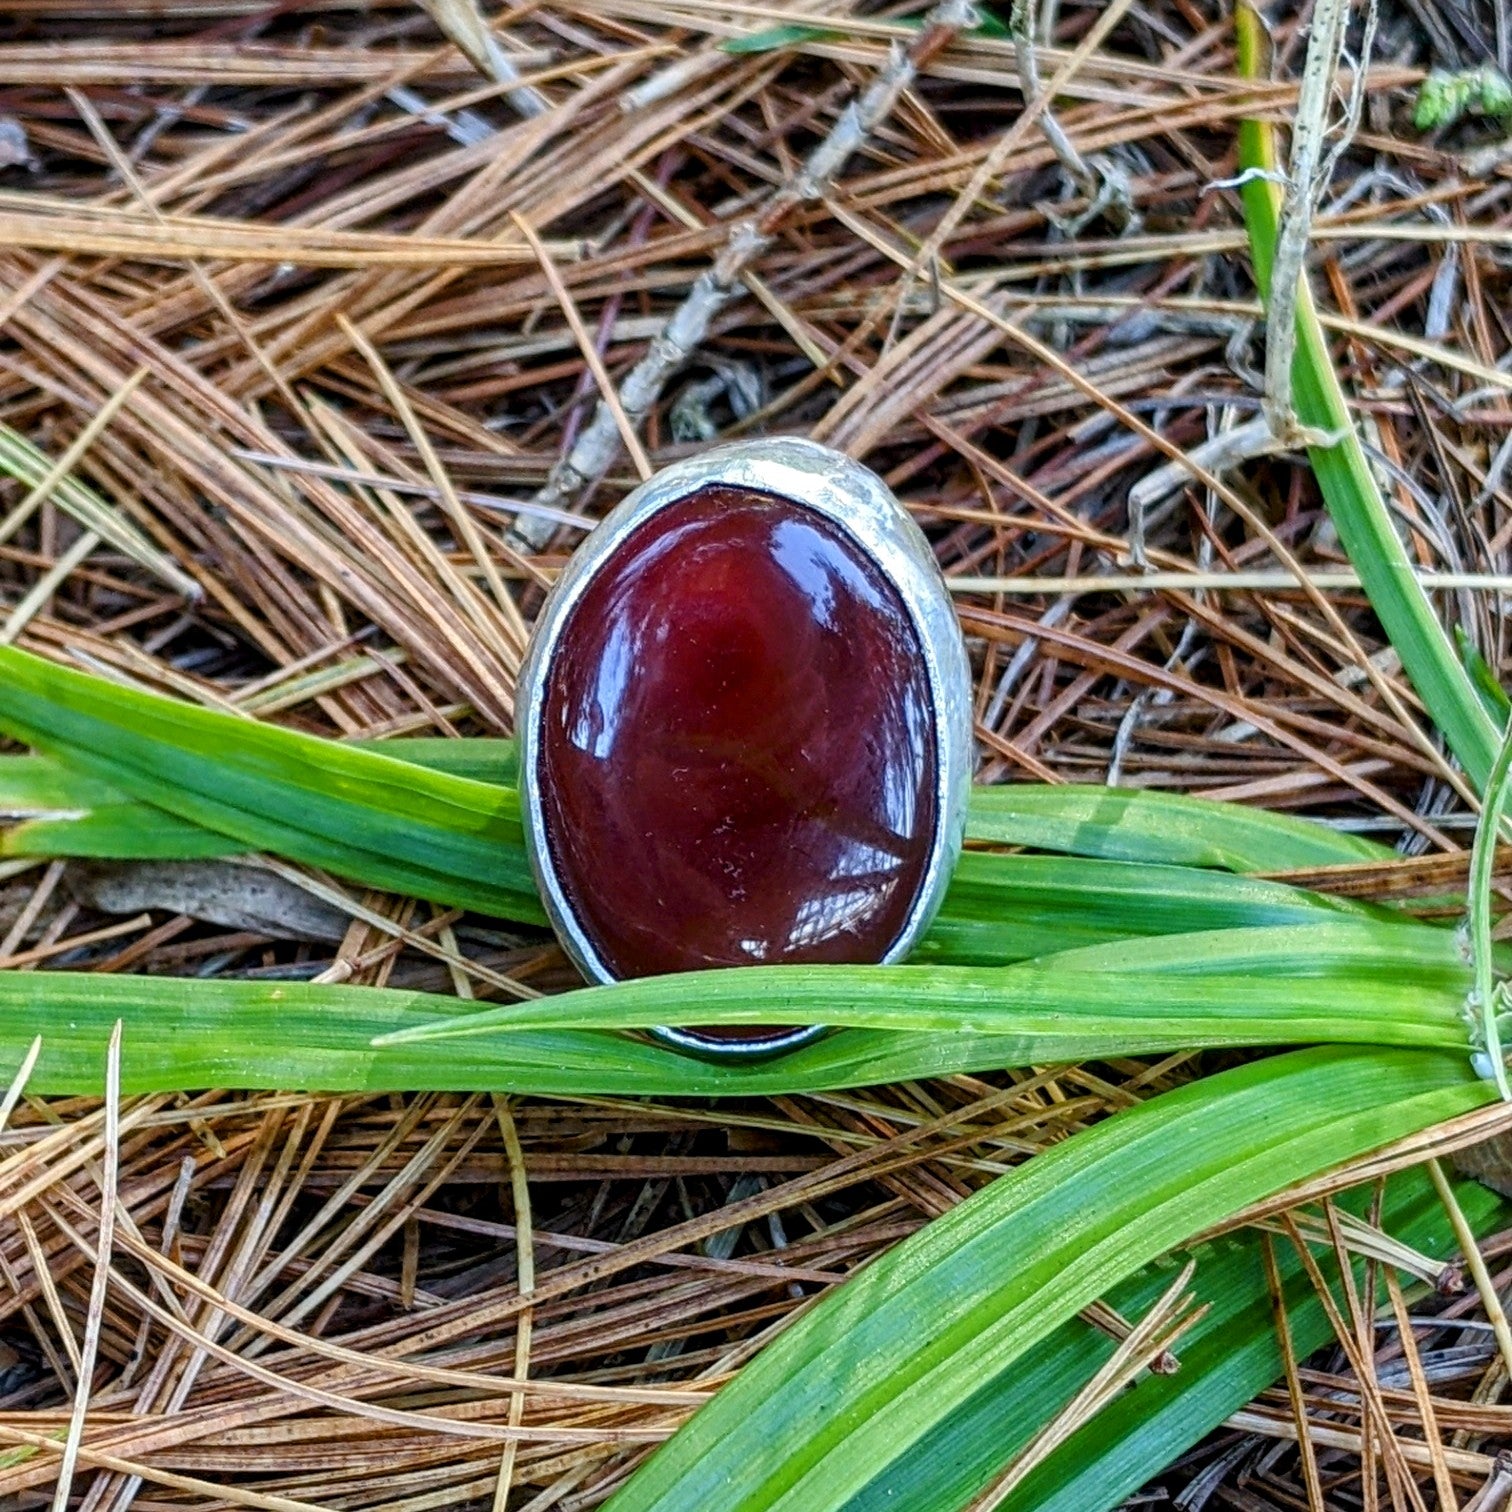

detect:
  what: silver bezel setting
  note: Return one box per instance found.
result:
[517,436,972,1060]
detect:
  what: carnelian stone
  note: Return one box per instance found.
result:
[537,484,938,1011]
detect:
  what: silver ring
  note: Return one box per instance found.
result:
[517,437,971,1059]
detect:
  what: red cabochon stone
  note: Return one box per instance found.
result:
[538,484,938,1022]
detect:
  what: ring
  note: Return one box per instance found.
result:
[517,437,971,1058]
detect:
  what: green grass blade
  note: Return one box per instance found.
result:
[0,934,1476,1094]
[840,1166,1506,1512]
[0,739,1376,966]
[1235,2,1500,789]
[1,644,1388,894]
[967,783,1389,871]
[2,747,1377,877]
[0,644,544,922]
[0,642,1400,965]
[916,850,1382,963]
[2,780,1364,961]
[599,1045,1493,1512]
[377,919,1473,1046]
[0,646,1434,978]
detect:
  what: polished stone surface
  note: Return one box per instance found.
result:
[536,484,938,1024]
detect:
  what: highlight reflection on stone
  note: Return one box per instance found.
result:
[537,484,938,1010]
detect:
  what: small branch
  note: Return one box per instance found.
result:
[1127,417,1291,515]
[510,210,653,484]
[1125,2,1366,535]
[892,0,1139,310]
[1010,0,1138,235]
[1317,0,1378,193]
[1263,0,1350,444]
[510,0,979,545]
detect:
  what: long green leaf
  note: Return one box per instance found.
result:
[0,644,544,922]
[0,748,1374,930]
[0,644,1392,892]
[0,645,1387,961]
[967,782,1389,871]
[599,1045,1493,1512]
[917,850,1381,963]
[376,919,1474,1045]
[1234,3,1499,788]
[3,771,1368,961]
[2,745,1388,877]
[842,1166,1506,1512]
[0,926,1473,1094]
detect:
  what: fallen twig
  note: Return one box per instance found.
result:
[511,0,980,545]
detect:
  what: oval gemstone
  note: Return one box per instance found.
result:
[537,484,939,1014]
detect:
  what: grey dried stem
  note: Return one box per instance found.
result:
[1129,0,1366,509]
[1008,0,1138,235]
[1464,1451,1512,1512]
[510,0,981,547]
[1263,0,1357,446]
